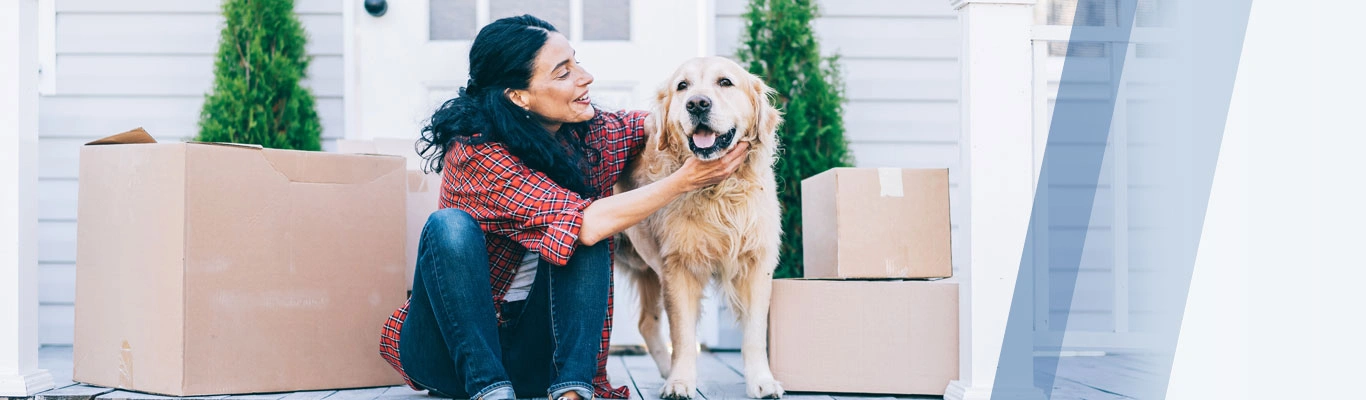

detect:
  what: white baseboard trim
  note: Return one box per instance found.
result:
[0,369,55,397]
[945,380,1046,400]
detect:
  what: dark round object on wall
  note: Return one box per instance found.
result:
[364,0,387,17]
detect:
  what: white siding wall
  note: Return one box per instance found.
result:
[37,0,345,345]
[713,0,967,273]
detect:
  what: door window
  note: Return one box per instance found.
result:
[429,0,631,41]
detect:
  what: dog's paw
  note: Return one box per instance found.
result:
[746,376,784,399]
[659,378,697,400]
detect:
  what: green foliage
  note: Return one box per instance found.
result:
[197,0,321,151]
[738,0,854,279]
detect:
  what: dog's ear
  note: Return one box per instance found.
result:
[651,79,675,153]
[751,75,783,146]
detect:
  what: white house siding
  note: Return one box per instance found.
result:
[713,0,967,274]
[37,0,345,345]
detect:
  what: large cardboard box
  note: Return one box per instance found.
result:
[74,129,409,396]
[336,139,442,292]
[801,168,952,279]
[768,279,959,395]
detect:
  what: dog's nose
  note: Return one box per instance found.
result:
[685,95,712,115]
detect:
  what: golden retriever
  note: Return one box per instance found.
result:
[613,57,784,399]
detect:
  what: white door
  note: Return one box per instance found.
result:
[347,0,712,141]
[345,0,718,347]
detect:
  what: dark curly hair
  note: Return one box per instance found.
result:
[416,15,600,197]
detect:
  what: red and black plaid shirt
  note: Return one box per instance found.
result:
[381,108,648,398]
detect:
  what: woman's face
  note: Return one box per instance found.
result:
[509,32,595,132]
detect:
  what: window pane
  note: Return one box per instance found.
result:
[430,0,477,41]
[490,0,571,35]
[583,0,630,40]
[1136,0,1170,27]
[1035,0,1116,27]
[1049,41,1108,58]
[1135,43,1165,58]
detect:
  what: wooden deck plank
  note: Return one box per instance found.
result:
[1108,354,1168,372]
[94,390,225,400]
[618,352,840,400]
[711,352,846,400]
[1035,366,1134,400]
[707,352,743,376]
[35,384,111,400]
[608,355,643,400]
[35,348,1126,400]
[315,387,388,400]
[221,393,286,400]
[1042,381,1133,400]
[1089,354,1169,383]
[694,353,745,400]
[619,353,666,400]
[275,391,333,400]
[1049,354,1165,380]
[717,352,965,399]
[1050,356,1160,399]
[780,394,837,400]
[372,386,426,400]
[831,395,935,400]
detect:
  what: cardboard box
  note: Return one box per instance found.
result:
[801,168,952,279]
[74,128,409,396]
[768,279,959,395]
[335,138,426,171]
[336,138,441,292]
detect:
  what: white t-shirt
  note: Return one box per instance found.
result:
[503,251,539,302]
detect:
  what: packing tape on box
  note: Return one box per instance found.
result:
[878,168,904,197]
[119,340,134,388]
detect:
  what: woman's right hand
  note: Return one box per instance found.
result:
[673,141,752,192]
[577,141,752,246]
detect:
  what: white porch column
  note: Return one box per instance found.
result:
[1,0,55,396]
[945,1,1042,400]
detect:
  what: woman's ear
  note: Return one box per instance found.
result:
[505,88,530,110]
[751,77,782,146]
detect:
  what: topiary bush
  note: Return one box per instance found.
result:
[738,0,854,279]
[197,0,321,151]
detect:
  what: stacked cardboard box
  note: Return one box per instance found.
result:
[768,168,959,395]
[74,129,409,396]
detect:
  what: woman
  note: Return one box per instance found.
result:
[377,15,749,400]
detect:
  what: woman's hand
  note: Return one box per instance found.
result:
[671,141,752,191]
[575,142,751,246]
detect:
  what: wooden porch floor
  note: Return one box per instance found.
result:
[16,346,1156,400]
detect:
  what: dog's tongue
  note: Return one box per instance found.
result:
[692,128,718,148]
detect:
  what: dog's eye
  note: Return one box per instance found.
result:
[676,81,689,91]
[718,78,733,87]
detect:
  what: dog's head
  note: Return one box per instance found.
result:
[652,57,781,161]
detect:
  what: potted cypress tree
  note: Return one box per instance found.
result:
[738,0,854,279]
[197,0,321,151]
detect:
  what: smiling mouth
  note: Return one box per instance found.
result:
[688,124,737,159]
[574,93,590,103]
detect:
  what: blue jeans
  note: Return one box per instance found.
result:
[398,208,609,400]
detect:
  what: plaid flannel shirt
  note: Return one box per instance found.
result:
[381,108,649,399]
